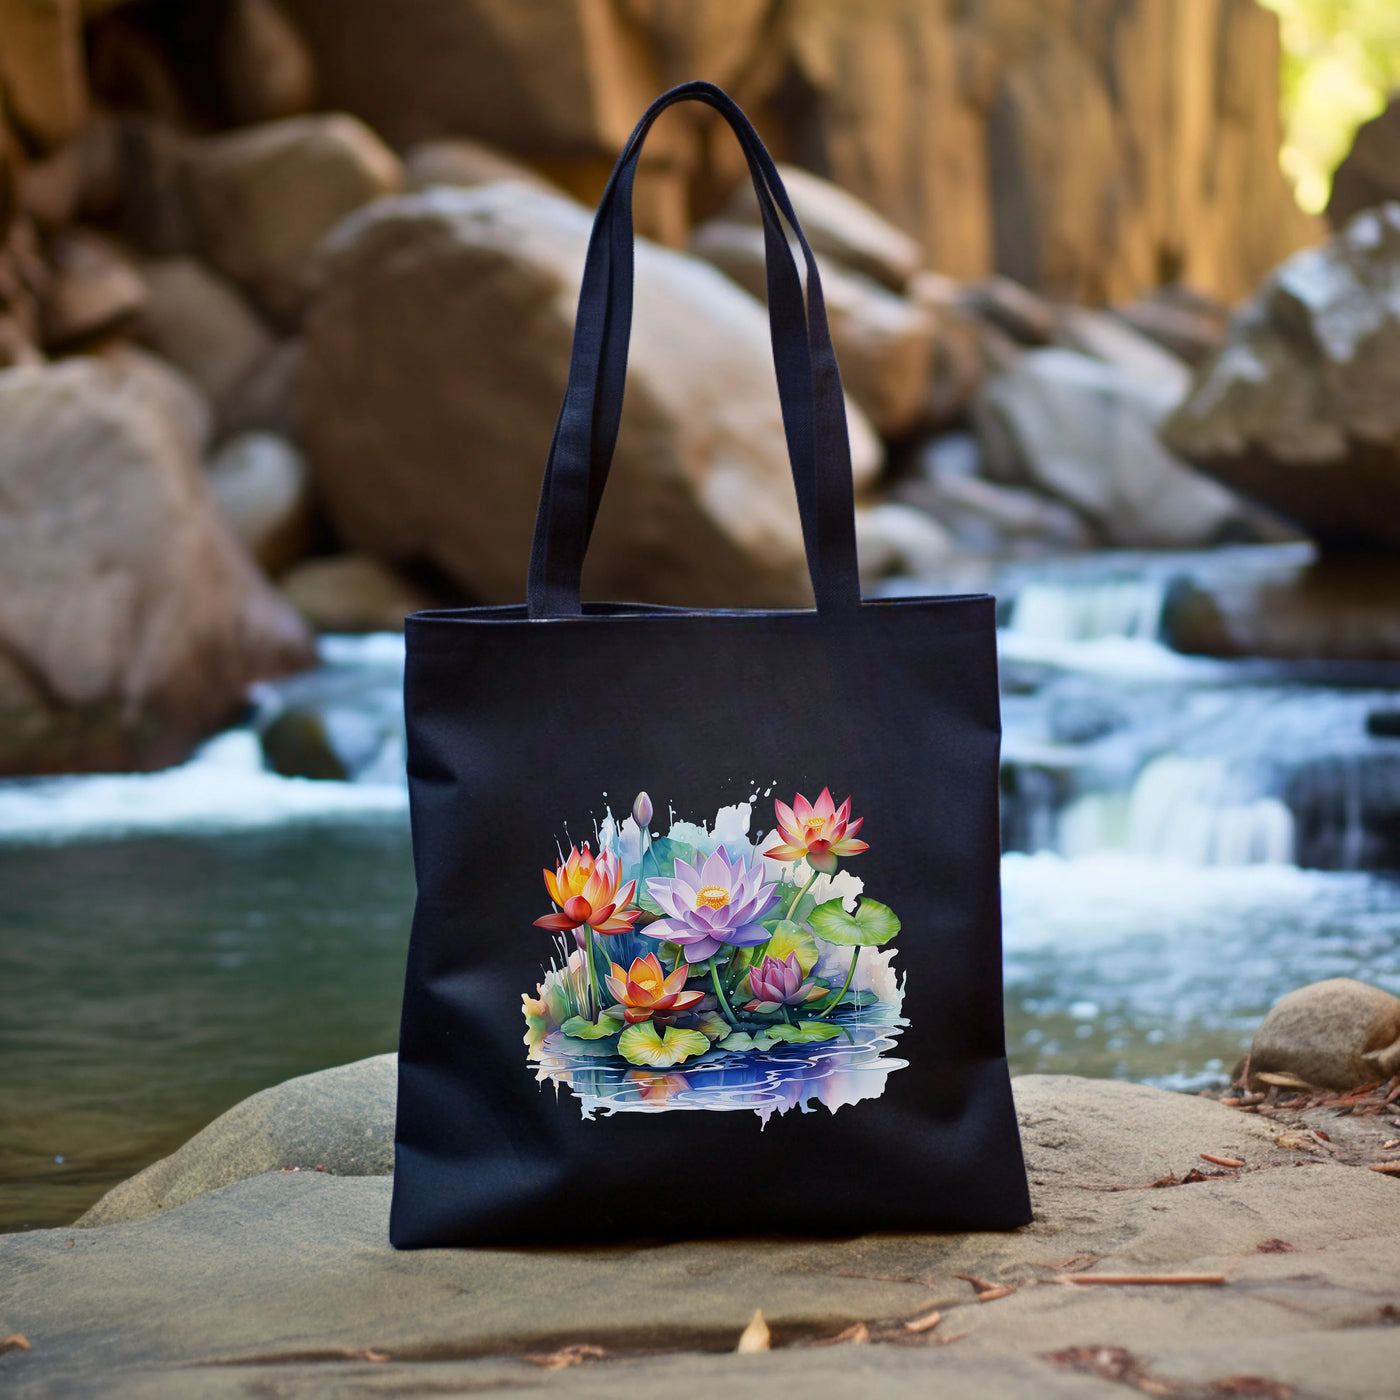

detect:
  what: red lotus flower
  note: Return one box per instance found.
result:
[534,844,640,935]
[764,787,868,873]
[604,952,705,1024]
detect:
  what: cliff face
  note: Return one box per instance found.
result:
[278,0,1319,303]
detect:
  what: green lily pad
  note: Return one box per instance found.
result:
[618,1021,710,1068]
[717,1031,760,1052]
[561,1015,624,1040]
[808,897,901,946]
[766,1021,843,1045]
[692,1011,731,1040]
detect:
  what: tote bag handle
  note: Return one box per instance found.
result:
[526,80,862,619]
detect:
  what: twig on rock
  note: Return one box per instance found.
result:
[524,1343,607,1370]
[1200,1153,1245,1169]
[955,1273,1016,1301]
[1,1335,31,1355]
[903,1308,942,1334]
[1052,1272,1227,1286]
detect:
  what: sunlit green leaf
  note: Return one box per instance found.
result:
[808,897,900,946]
[560,1015,623,1040]
[618,1021,710,1067]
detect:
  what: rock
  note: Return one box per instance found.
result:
[1246,979,1400,1091]
[93,341,213,457]
[278,0,725,155]
[896,433,1094,557]
[853,501,957,584]
[765,0,1315,303]
[206,431,313,574]
[218,336,302,439]
[719,162,921,292]
[958,275,1056,347]
[218,0,317,125]
[1161,556,1400,662]
[1113,288,1227,368]
[185,112,403,320]
[279,555,430,633]
[107,117,198,256]
[1328,97,1400,229]
[1286,754,1400,874]
[1052,305,1192,398]
[258,705,348,780]
[300,183,881,610]
[1162,203,1400,555]
[691,219,934,435]
[977,348,1246,548]
[0,355,313,774]
[0,0,87,151]
[906,282,986,424]
[78,1054,396,1227]
[403,137,560,195]
[39,229,145,349]
[137,257,275,418]
[7,1067,1397,1399]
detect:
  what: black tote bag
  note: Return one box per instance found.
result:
[390,81,1030,1248]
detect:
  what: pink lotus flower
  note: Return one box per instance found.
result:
[744,952,827,1013]
[764,787,868,873]
[605,952,705,1024]
[534,844,640,935]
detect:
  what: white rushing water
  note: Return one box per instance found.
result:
[0,634,408,843]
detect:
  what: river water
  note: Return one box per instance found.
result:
[4,554,1400,1230]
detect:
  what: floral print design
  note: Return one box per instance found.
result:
[522,787,908,1121]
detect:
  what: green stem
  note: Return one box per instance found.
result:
[780,1004,794,1026]
[814,947,860,1019]
[708,957,737,1024]
[787,868,821,921]
[583,927,604,1021]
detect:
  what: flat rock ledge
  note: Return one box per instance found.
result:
[2,1062,1396,1400]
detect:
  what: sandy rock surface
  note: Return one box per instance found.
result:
[4,1063,1395,1399]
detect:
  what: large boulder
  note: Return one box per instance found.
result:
[279,554,432,634]
[0,354,314,774]
[78,1053,397,1227]
[7,1060,1395,1397]
[1162,203,1400,554]
[0,0,87,151]
[218,0,318,126]
[300,183,881,610]
[1162,555,1400,663]
[690,218,933,436]
[137,257,275,419]
[977,348,1246,548]
[1246,978,1400,1092]
[184,112,402,320]
[718,162,923,292]
[1328,97,1400,228]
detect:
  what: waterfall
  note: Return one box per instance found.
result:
[1055,756,1294,865]
[1007,579,1167,642]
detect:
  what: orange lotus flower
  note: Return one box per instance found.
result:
[765,787,868,873]
[604,952,705,1024]
[535,844,641,935]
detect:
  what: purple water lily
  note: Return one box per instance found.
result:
[645,848,780,964]
[745,952,826,1013]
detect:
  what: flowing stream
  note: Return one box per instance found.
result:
[4,552,1400,1229]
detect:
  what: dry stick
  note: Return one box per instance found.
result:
[1200,1152,1245,1169]
[903,1308,942,1334]
[1052,1272,1227,1286]
[1369,1162,1400,1175]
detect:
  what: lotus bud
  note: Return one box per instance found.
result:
[632,791,653,829]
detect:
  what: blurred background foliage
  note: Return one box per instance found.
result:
[1264,0,1400,211]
